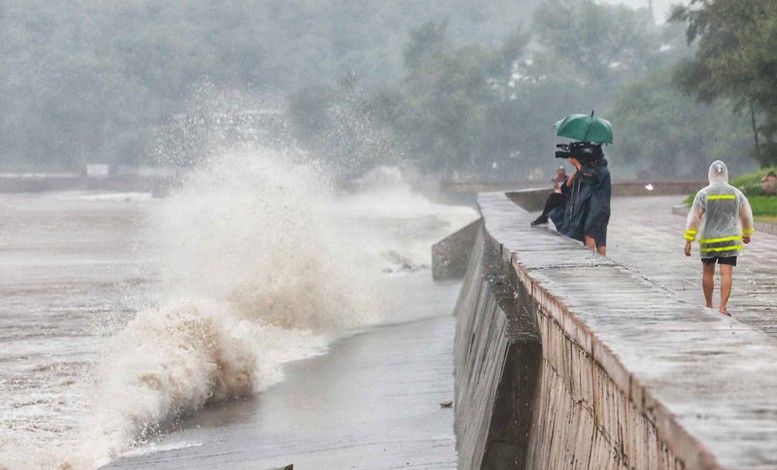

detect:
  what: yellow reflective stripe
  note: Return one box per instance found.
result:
[686,230,698,234]
[699,236,742,244]
[744,227,755,236]
[700,245,743,253]
[708,194,735,200]
[684,235,695,241]
[684,229,697,241]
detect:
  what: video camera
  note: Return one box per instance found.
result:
[555,142,603,164]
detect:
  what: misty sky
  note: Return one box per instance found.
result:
[603,0,676,23]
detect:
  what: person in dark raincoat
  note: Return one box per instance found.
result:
[562,154,611,255]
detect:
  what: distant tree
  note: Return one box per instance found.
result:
[671,0,777,167]
[398,22,499,176]
[530,0,669,109]
[0,0,541,171]
[608,66,754,179]
[288,73,399,181]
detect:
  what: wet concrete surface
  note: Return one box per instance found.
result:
[478,192,777,468]
[606,196,777,334]
[107,315,457,470]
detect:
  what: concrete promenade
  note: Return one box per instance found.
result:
[466,191,777,469]
[606,196,777,334]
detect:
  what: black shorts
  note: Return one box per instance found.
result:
[702,256,737,266]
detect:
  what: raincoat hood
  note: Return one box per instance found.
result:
[708,160,729,184]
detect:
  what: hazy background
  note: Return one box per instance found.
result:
[0,0,770,182]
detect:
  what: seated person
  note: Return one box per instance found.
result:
[530,166,570,226]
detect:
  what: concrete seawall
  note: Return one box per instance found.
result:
[454,228,541,469]
[453,191,777,469]
[0,174,173,194]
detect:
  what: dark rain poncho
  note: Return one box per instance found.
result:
[561,158,611,246]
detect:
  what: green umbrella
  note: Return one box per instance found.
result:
[554,111,613,144]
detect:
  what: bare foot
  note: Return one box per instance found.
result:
[719,308,731,316]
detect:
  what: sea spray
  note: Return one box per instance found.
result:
[73,300,327,468]
[65,150,383,468]
[0,151,477,470]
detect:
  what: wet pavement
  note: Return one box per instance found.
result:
[478,191,777,469]
[606,196,777,334]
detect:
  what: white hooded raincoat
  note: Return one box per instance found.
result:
[685,161,754,258]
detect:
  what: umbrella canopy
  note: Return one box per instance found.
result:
[554,112,613,144]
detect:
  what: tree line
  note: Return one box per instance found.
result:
[290,0,771,182]
[0,0,536,170]
[1,0,774,180]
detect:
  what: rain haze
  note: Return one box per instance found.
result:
[605,0,676,23]
[1,0,776,469]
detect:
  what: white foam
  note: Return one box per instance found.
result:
[1,150,477,470]
[60,150,383,468]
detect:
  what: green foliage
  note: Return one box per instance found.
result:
[0,0,539,171]
[6,0,771,181]
[608,66,755,179]
[730,167,777,186]
[671,0,777,167]
[731,166,777,198]
[380,1,691,179]
[398,23,500,174]
[748,197,777,217]
[531,0,669,104]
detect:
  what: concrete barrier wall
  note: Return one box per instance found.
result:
[433,219,482,280]
[453,229,541,469]
[0,174,174,194]
[453,190,777,470]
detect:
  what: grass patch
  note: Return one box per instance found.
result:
[749,196,777,217]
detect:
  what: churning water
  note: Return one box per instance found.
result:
[0,150,476,469]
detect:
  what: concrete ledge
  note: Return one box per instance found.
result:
[432,219,482,280]
[505,188,552,213]
[454,190,777,469]
[0,174,174,194]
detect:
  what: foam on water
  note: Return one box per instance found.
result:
[61,151,384,468]
[0,150,477,470]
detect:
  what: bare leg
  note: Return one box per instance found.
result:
[719,264,733,314]
[597,245,606,256]
[584,236,596,251]
[702,262,715,309]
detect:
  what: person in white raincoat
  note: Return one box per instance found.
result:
[684,160,754,315]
